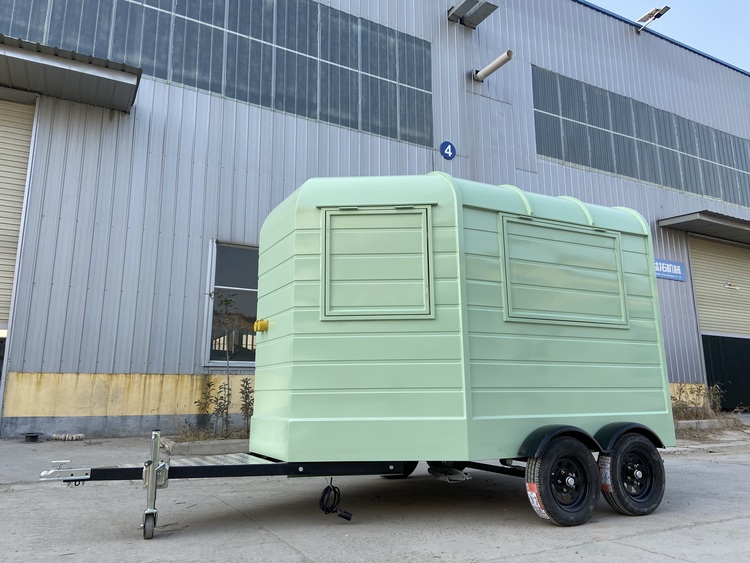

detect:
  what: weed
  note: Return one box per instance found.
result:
[671,383,724,420]
[240,376,254,431]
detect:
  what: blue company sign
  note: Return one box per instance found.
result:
[440,141,456,160]
[654,259,687,282]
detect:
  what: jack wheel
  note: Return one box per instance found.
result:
[143,513,155,540]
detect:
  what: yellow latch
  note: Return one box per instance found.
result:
[254,319,269,332]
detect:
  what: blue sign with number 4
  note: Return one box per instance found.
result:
[440,141,456,160]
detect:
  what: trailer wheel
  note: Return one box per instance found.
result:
[599,433,665,516]
[525,436,600,526]
[381,461,418,479]
[143,514,155,540]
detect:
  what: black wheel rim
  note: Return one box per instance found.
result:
[620,450,653,499]
[549,456,588,510]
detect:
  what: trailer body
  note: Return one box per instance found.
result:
[250,173,676,463]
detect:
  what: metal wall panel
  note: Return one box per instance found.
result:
[5,0,750,388]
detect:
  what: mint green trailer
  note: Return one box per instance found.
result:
[251,173,676,526]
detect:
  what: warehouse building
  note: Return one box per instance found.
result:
[0,0,748,437]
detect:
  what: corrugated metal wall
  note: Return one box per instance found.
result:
[6,0,750,385]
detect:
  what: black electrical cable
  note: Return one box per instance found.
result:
[319,478,352,521]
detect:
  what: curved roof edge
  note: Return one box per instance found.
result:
[572,0,750,78]
[0,35,142,112]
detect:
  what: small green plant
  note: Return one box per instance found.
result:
[215,380,232,438]
[194,380,217,432]
[240,377,254,431]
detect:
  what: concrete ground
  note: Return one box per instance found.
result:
[2,427,750,563]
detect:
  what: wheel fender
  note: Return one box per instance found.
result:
[594,422,665,455]
[518,425,602,459]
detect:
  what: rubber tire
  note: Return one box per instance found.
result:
[380,461,418,479]
[525,436,600,526]
[600,433,665,516]
[143,513,155,540]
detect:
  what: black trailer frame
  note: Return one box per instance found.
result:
[40,430,525,539]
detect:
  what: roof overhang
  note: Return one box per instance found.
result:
[0,35,141,113]
[658,211,750,245]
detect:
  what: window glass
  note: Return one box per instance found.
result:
[655,110,678,149]
[659,148,683,190]
[613,134,638,178]
[398,33,431,91]
[585,84,610,129]
[276,0,318,56]
[714,130,736,167]
[701,162,722,199]
[321,63,359,129]
[171,17,200,87]
[562,120,590,167]
[144,0,173,9]
[320,5,358,68]
[174,0,223,25]
[209,244,259,364]
[736,172,750,206]
[559,75,586,122]
[0,1,433,148]
[732,137,750,172]
[49,0,83,51]
[681,155,703,195]
[532,68,750,207]
[1,0,16,38]
[534,112,564,160]
[531,66,560,115]
[123,3,146,69]
[362,76,397,139]
[609,93,634,136]
[675,116,698,156]
[632,101,656,142]
[70,0,114,60]
[695,124,717,162]
[637,141,661,185]
[399,87,433,146]
[16,0,51,43]
[589,128,615,173]
[226,36,273,106]
[227,0,274,42]
[197,24,224,94]
[274,48,319,119]
[719,167,740,205]
[361,20,398,81]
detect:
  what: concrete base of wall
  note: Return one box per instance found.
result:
[0,413,246,439]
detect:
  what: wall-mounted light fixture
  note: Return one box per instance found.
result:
[448,1,498,29]
[636,6,670,34]
[473,50,514,82]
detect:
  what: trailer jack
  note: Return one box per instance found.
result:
[40,429,414,539]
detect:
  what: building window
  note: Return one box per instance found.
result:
[207,242,259,365]
[0,0,434,147]
[532,66,750,208]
